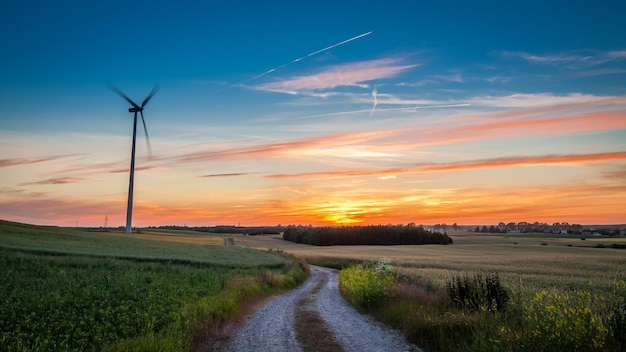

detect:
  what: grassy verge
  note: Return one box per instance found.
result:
[0,220,308,351]
[294,281,345,352]
[339,259,626,352]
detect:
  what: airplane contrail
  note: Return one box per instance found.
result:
[370,88,378,116]
[298,104,472,119]
[248,31,374,82]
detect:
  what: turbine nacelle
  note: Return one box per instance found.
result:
[129,107,143,113]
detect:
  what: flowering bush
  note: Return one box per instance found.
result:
[339,261,394,309]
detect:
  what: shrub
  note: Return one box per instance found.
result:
[446,273,508,313]
[339,263,394,309]
[372,258,395,276]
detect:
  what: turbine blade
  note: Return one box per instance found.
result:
[140,111,153,158]
[141,83,160,108]
[106,82,140,108]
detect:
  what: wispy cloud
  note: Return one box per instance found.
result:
[253,58,419,93]
[266,168,403,179]
[159,95,625,167]
[460,93,620,109]
[297,104,470,120]
[431,73,464,83]
[415,152,626,172]
[0,155,76,168]
[265,152,626,179]
[168,129,403,163]
[200,173,251,178]
[20,177,89,186]
[501,49,626,69]
[108,166,156,173]
[369,88,378,115]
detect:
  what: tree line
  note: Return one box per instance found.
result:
[282,225,453,246]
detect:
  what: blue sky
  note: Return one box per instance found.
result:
[1,0,625,227]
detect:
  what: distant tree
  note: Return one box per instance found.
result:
[282,225,453,246]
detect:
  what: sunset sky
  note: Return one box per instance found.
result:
[1,1,625,227]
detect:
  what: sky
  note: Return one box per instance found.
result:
[1,0,625,227]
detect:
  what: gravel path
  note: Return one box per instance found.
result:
[228,265,421,352]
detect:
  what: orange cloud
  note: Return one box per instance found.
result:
[20,177,89,186]
[0,155,76,168]
[170,129,402,164]
[200,173,251,178]
[416,151,626,172]
[396,109,626,150]
[266,152,626,179]
[159,107,625,168]
[109,165,157,173]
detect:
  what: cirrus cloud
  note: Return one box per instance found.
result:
[253,58,419,93]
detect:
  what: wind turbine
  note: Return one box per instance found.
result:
[108,83,159,234]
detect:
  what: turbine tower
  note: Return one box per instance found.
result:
[108,83,159,234]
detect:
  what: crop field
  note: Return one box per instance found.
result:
[0,220,305,351]
[234,231,626,294]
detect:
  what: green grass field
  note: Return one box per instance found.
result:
[0,220,306,352]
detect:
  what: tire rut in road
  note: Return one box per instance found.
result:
[294,270,345,352]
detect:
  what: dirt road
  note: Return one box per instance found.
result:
[228,265,420,352]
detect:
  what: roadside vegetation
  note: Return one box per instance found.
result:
[0,220,307,352]
[339,258,626,352]
[283,224,453,246]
